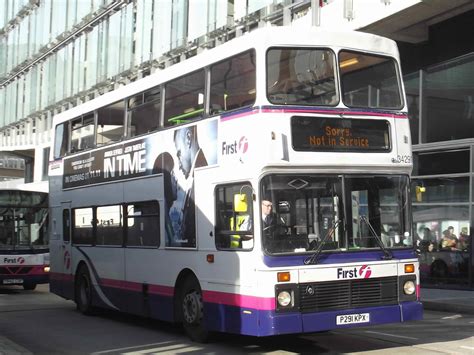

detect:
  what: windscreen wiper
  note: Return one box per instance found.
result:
[304,219,342,265]
[359,215,393,260]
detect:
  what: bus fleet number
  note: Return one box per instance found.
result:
[392,155,412,164]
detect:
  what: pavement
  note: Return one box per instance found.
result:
[420,286,474,315]
[0,288,473,354]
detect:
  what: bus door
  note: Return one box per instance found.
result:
[49,202,72,297]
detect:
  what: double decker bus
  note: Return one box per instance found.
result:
[0,184,49,290]
[49,27,422,341]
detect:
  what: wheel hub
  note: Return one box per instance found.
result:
[183,290,203,324]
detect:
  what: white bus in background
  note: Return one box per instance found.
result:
[0,182,49,290]
[48,27,422,341]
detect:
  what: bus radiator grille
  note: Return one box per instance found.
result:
[298,276,398,312]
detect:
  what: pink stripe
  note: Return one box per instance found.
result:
[3,265,47,276]
[220,109,260,122]
[416,284,421,300]
[203,290,276,311]
[149,284,174,297]
[28,266,48,276]
[50,273,273,309]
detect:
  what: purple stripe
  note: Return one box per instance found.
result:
[263,249,417,267]
[99,277,174,297]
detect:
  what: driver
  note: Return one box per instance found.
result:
[262,199,275,228]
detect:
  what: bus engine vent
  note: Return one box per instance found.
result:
[298,276,398,312]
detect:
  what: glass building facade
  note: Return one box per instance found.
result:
[0,0,473,288]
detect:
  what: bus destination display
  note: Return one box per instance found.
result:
[291,116,391,152]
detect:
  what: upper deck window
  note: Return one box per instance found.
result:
[127,87,161,137]
[210,50,256,114]
[96,101,126,146]
[164,70,205,127]
[339,51,403,110]
[54,122,69,159]
[71,113,94,152]
[267,48,337,106]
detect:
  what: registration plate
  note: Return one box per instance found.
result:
[2,279,24,285]
[336,313,370,325]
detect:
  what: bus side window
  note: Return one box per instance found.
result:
[164,70,205,127]
[72,207,95,245]
[71,114,95,152]
[215,183,254,250]
[126,201,160,247]
[96,205,123,246]
[54,122,69,159]
[210,49,256,114]
[96,101,126,146]
[127,88,161,137]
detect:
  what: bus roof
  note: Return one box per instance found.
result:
[51,26,400,126]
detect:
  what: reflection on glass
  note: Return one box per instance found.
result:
[340,51,402,109]
[404,71,420,145]
[424,57,474,143]
[411,177,470,203]
[267,48,337,106]
[261,174,411,255]
[413,205,470,285]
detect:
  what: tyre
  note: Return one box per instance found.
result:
[179,276,209,342]
[23,283,36,291]
[75,265,95,315]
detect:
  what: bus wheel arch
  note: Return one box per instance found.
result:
[74,262,95,315]
[174,270,209,342]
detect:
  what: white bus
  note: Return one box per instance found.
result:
[0,184,49,290]
[49,27,422,341]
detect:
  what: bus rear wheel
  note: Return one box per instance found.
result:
[179,276,209,343]
[75,265,94,315]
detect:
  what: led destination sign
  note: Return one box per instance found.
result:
[291,116,390,152]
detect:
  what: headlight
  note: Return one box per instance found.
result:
[43,266,50,273]
[403,280,415,295]
[277,291,292,307]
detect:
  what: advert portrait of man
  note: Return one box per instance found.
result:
[173,125,208,246]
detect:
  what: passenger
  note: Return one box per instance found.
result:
[458,227,470,251]
[440,228,458,250]
[447,226,457,240]
[419,227,435,252]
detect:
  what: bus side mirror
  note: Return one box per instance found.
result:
[234,194,248,213]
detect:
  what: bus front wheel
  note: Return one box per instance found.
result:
[75,265,94,315]
[179,276,209,342]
